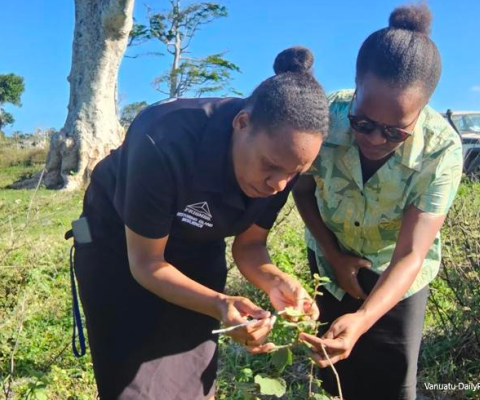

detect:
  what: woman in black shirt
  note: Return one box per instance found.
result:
[73,47,329,399]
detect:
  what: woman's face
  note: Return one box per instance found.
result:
[231,111,323,198]
[352,74,426,160]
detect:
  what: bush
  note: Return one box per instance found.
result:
[0,144,48,168]
[0,162,478,399]
[419,178,480,399]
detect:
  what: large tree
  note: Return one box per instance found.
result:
[0,74,25,134]
[42,0,135,190]
[129,0,240,98]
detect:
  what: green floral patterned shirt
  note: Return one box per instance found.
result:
[306,90,463,300]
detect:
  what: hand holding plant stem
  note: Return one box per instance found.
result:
[264,273,344,399]
[267,272,320,321]
[216,274,344,398]
[300,311,368,367]
[214,295,277,353]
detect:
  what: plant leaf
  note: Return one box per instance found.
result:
[254,374,287,397]
[271,347,293,373]
[283,306,304,318]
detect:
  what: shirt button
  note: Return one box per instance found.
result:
[354,221,360,227]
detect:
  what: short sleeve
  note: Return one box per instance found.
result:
[412,143,463,215]
[255,177,297,230]
[113,134,176,239]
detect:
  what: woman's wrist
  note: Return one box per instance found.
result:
[324,249,344,270]
[263,269,290,295]
[311,236,343,267]
[211,292,229,321]
[351,309,375,335]
[356,302,385,333]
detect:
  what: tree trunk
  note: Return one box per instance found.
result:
[169,0,181,98]
[44,0,134,190]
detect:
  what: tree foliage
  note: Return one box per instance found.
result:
[0,109,15,131]
[129,0,240,97]
[0,74,25,131]
[120,101,148,127]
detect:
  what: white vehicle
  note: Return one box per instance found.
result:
[443,110,480,178]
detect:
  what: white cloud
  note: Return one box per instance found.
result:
[471,85,480,93]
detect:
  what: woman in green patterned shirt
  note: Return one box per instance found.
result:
[294,4,463,400]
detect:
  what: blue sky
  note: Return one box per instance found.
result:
[1,0,479,135]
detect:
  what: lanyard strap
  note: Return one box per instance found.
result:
[69,245,86,357]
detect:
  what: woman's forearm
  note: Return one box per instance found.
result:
[232,229,320,321]
[358,206,445,330]
[293,175,342,264]
[357,253,422,330]
[130,260,226,320]
[232,239,287,294]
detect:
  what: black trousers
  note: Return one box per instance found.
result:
[308,249,429,400]
[74,236,227,400]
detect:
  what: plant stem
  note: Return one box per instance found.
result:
[320,344,343,400]
[309,361,314,397]
[212,310,285,335]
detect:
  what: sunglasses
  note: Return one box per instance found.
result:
[347,91,419,143]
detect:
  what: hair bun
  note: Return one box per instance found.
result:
[389,3,432,35]
[273,46,314,75]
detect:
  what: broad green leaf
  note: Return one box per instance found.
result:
[254,374,287,397]
[271,347,293,373]
[33,391,48,400]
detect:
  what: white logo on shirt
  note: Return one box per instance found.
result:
[176,201,213,229]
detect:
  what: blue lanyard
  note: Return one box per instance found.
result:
[69,245,86,357]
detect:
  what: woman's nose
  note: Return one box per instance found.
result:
[364,128,387,145]
[266,174,289,194]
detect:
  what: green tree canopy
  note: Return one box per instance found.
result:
[0,74,25,132]
[129,1,240,98]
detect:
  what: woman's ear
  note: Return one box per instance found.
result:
[232,110,252,133]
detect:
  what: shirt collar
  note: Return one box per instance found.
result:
[393,110,425,172]
[325,112,354,147]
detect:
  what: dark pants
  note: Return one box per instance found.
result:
[308,249,429,400]
[74,236,227,400]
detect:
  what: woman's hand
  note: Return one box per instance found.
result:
[299,312,368,367]
[216,295,276,354]
[330,254,372,300]
[267,273,320,321]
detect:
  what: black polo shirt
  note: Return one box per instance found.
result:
[87,97,294,248]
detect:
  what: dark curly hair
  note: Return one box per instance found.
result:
[246,46,329,137]
[356,3,441,99]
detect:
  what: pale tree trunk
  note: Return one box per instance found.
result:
[169,0,181,98]
[169,29,182,97]
[43,0,135,190]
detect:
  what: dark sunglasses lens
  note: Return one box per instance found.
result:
[383,127,410,142]
[349,116,375,134]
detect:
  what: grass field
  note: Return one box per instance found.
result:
[0,152,478,399]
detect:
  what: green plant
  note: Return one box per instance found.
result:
[219,273,341,400]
